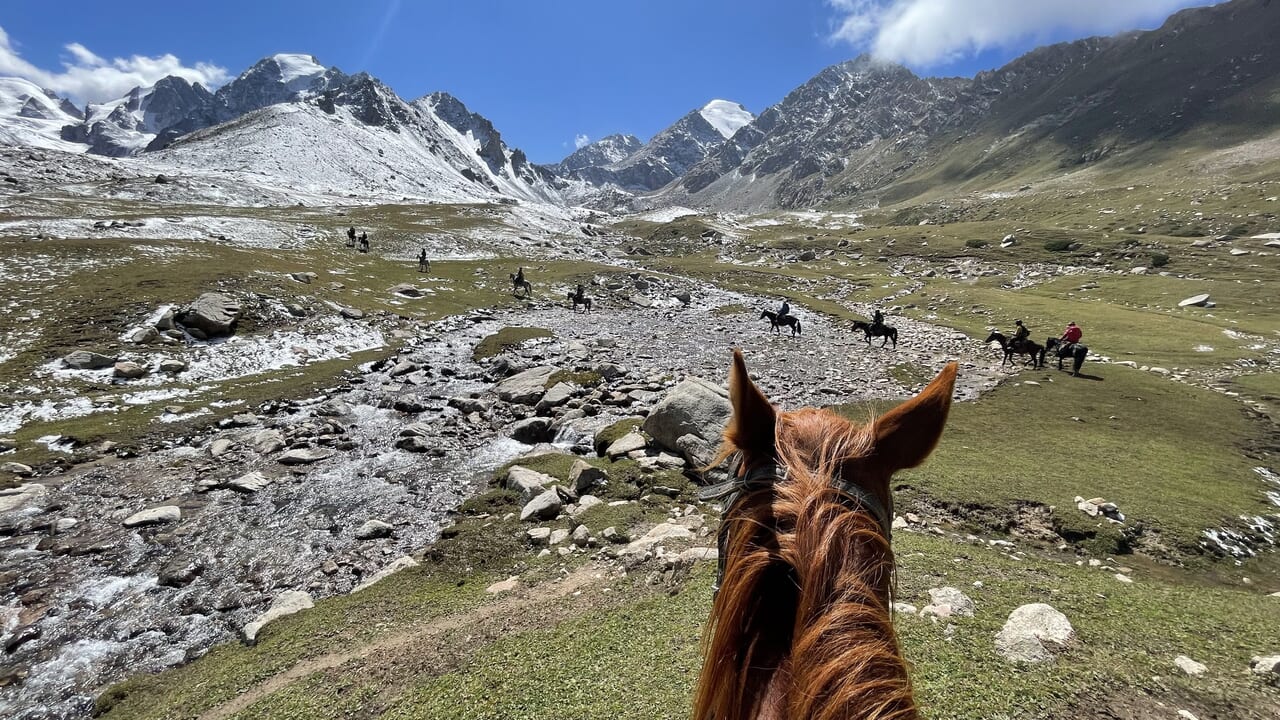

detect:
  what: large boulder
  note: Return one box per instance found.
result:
[178,293,242,338]
[63,350,116,370]
[509,417,553,444]
[496,366,556,405]
[994,603,1075,663]
[123,506,181,528]
[642,377,730,463]
[506,466,555,502]
[519,488,563,521]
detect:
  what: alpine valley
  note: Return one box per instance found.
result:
[1,1,1278,719]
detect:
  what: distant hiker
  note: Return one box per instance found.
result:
[872,308,885,329]
[359,232,369,253]
[418,248,429,273]
[1059,321,1083,348]
[1012,319,1030,349]
[346,226,356,247]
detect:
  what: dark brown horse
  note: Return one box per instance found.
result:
[694,350,956,720]
[1041,337,1088,377]
[760,310,802,337]
[852,320,898,348]
[985,331,1043,369]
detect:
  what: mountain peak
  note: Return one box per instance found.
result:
[698,99,753,139]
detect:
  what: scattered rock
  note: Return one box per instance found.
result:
[1174,655,1207,676]
[123,506,181,528]
[926,587,975,617]
[606,432,647,458]
[355,520,394,540]
[506,466,555,502]
[390,283,423,297]
[290,272,318,284]
[340,307,365,320]
[496,366,556,405]
[179,293,242,337]
[158,358,187,373]
[251,429,286,455]
[994,603,1074,663]
[527,527,552,546]
[226,471,273,493]
[486,577,520,594]
[278,448,334,465]
[1,462,34,478]
[1178,293,1211,308]
[242,591,314,644]
[208,438,235,457]
[509,417,553,444]
[642,377,730,464]
[1251,655,1280,683]
[352,556,419,592]
[63,350,116,370]
[126,326,160,344]
[519,489,563,521]
[568,459,608,494]
[619,522,695,555]
[536,382,576,412]
[158,556,203,587]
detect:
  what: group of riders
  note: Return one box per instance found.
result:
[345,226,370,253]
[775,297,885,332]
[1008,319,1084,352]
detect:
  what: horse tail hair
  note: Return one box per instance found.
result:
[796,320,802,334]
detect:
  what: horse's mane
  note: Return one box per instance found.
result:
[694,408,917,720]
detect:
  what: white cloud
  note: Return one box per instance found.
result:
[826,0,1219,67]
[0,25,229,106]
[573,133,590,149]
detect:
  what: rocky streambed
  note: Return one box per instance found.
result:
[0,286,1007,718]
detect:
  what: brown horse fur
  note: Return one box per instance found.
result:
[693,350,956,720]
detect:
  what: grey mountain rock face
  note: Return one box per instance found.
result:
[553,134,644,176]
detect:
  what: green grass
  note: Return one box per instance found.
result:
[472,326,553,361]
[855,365,1274,557]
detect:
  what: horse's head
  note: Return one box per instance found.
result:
[759,310,770,319]
[984,331,1002,344]
[695,350,955,720]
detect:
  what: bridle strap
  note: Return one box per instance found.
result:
[701,456,893,594]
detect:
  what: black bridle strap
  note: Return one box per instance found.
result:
[700,459,894,594]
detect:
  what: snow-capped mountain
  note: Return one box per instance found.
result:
[59,76,216,156]
[558,100,754,195]
[154,73,561,204]
[0,78,85,152]
[553,134,643,176]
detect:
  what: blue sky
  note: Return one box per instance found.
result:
[0,0,1219,163]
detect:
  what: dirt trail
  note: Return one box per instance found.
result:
[197,566,602,720]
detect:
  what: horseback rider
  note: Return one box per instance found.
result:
[358,231,369,252]
[516,266,525,285]
[1012,319,1030,350]
[346,226,356,246]
[1059,321,1082,349]
[872,308,884,329]
[778,297,791,320]
[574,283,585,302]
[418,248,429,272]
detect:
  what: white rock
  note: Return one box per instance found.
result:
[606,432,648,458]
[1251,655,1280,681]
[355,520,393,539]
[1174,655,1207,676]
[226,471,273,493]
[486,576,520,594]
[0,483,46,513]
[619,522,695,556]
[123,506,181,527]
[506,466,556,502]
[571,495,603,517]
[1114,573,1133,584]
[994,603,1075,663]
[927,587,975,617]
[519,489,562,521]
[678,547,718,563]
[549,528,571,545]
[352,556,419,592]
[893,602,918,615]
[278,448,334,465]
[242,591,314,644]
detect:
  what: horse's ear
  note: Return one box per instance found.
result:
[724,349,776,456]
[871,362,956,471]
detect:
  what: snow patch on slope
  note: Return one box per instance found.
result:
[0,78,86,153]
[271,54,326,88]
[699,100,753,139]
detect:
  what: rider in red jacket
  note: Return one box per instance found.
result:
[1060,322,1083,345]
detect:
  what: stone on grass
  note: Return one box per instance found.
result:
[179,293,242,337]
[123,506,181,528]
[1178,293,1211,308]
[242,591,314,644]
[606,432,647,458]
[519,489,563,521]
[389,283,423,297]
[1251,655,1280,683]
[926,587,975,617]
[549,528,571,545]
[527,527,552,546]
[340,307,365,319]
[568,459,608,494]
[486,577,520,594]
[618,522,695,556]
[995,603,1075,663]
[2,462,34,477]
[571,495,603,517]
[352,556,419,592]
[1174,655,1207,676]
[506,466,555,502]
